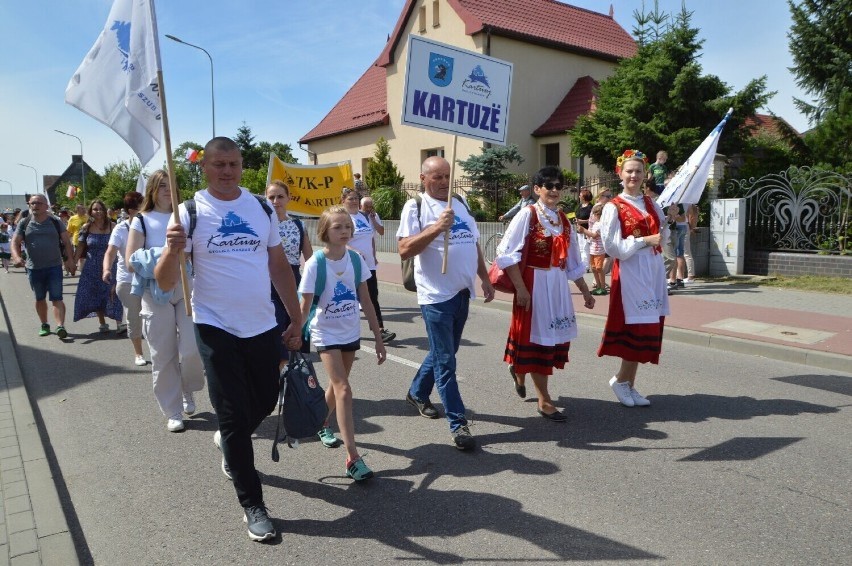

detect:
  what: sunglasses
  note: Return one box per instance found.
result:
[539,182,563,191]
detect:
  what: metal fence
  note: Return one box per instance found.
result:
[727,167,851,254]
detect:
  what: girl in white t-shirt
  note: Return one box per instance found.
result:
[299,206,386,482]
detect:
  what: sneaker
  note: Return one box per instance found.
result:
[317,427,343,448]
[183,392,196,416]
[98,323,110,332]
[55,325,67,339]
[676,279,685,288]
[167,413,185,432]
[451,425,476,451]
[39,323,50,337]
[630,387,651,407]
[116,323,127,335]
[609,376,635,407]
[683,278,695,285]
[346,457,374,481]
[380,329,396,343]
[134,355,147,366]
[406,392,439,419]
[243,504,276,542]
[213,430,233,480]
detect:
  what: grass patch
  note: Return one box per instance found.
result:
[749,275,852,294]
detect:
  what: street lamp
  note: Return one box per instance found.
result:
[17,163,40,197]
[165,34,215,138]
[55,129,86,205]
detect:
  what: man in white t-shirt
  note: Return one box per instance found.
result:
[396,156,495,451]
[156,137,302,543]
[357,195,395,342]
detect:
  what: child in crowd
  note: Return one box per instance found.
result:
[299,205,386,482]
[586,203,607,295]
[0,223,11,272]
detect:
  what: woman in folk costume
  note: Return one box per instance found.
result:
[496,166,595,422]
[598,150,670,407]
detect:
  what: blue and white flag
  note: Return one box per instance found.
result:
[657,108,734,207]
[65,0,162,166]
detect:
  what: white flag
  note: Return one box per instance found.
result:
[657,108,734,207]
[65,0,162,166]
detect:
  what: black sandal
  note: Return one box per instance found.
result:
[509,365,526,399]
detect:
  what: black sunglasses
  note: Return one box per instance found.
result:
[539,182,563,190]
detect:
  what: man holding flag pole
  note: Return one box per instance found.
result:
[65,0,302,542]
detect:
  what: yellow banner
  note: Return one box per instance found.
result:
[267,154,353,216]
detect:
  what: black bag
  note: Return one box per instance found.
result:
[271,352,328,461]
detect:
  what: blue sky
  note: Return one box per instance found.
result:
[0,1,810,198]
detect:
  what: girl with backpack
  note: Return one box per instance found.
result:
[298,205,386,481]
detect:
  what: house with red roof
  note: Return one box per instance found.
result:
[299,0,636,181]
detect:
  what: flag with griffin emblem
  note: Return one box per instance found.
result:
[65,0,162,165]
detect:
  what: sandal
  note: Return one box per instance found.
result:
[509,365,526,399]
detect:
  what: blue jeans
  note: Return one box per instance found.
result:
[674,224,687,257]
[409,290,470,432]
[27,265,64,301]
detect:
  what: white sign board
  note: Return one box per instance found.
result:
[401,36,513,145]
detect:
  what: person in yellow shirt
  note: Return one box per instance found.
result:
[66,204,88,271]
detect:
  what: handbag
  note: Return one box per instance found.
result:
[271,352,328,461]
[487,215,532,294]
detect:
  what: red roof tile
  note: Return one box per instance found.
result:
[743,114,799,138]
[533,76,598,136]
[309,1,635,143]
[299,65,389,143]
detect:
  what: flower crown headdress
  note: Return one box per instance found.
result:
[615,149,648,174]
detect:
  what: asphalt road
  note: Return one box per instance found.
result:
[3,269,850,565]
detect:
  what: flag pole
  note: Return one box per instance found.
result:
[441,135,458,274]
[157,72,192,317]
[149,1,192,316]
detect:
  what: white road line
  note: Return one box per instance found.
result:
[361,345,469,382]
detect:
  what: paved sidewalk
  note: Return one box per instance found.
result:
[376,252,852,373]
[0,290,79,565]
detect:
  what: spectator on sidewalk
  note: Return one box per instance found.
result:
[644,178,677,294]
[397,156,495,450]
[353,172,367,193]
[683,204,699,283]
[648,150,668,193]
[11,194,76,338]
[499,185,536,222]
[586,203,607,294]
[155,137,302,543]
[342,188,395,343]
[573,188,593,271]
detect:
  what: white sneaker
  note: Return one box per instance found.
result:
[167,414,185,432]
[213,429,222,450]
[630,387,651,406]
[134,355,147,366]
[183,392,196,415]
[609,376,635,407]
[98,323,110,332]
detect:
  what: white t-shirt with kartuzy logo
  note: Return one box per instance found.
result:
[173,187,280,338]
[396,193,480,305]
[348,211,376,270]
[299,251,370,347]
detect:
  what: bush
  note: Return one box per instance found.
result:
[371,186,407,220]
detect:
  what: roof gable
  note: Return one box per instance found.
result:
[299,65,389,144]
[533,76,598,137]
[378,0,636,66]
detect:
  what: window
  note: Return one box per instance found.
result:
[418,6,426,32]
[543,143,560,167]
[423,148,445,161]
[432,0,440,27]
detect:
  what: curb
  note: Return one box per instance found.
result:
[380,280,851,373]
[0,291,80,565]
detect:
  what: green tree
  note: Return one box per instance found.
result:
[457,144,525,185]
[172,141,204,196]
[257,141,299,166]
[787,0,852,171]
[234,122,264,170]
[365,137,404,189]
[96,160,143,209]
[570,3,771,171]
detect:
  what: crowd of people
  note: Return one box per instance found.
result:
[4,139,688,543]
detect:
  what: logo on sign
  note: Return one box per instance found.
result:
[429,52,454,87]
[462,65,492,98]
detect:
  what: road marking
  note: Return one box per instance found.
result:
[361,345,468,382]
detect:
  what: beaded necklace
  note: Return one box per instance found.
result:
[535,200,562,228]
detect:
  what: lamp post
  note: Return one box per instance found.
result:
[55,129,86,205]
[165,34,215,138]
[17,163,40,197]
